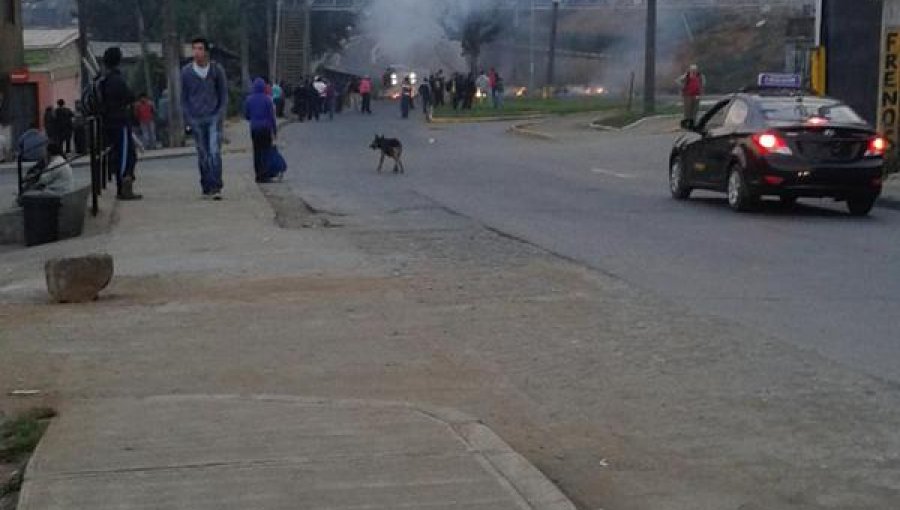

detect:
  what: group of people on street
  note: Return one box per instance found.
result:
[395,67,505,120]
[291,74,374,122]
[447,68,505,112]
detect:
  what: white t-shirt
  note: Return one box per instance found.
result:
[193,62,210,79]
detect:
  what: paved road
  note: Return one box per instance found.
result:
[280,105,900,383]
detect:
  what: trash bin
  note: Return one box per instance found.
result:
[21,194,62,247]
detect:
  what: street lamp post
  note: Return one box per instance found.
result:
[546,0,561,92]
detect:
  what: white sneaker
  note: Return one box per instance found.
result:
[212,191,223,201]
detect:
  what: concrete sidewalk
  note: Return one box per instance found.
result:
[1,133,576,510]
[19,396,572,510]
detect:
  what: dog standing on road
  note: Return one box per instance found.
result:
[369,135,405,174]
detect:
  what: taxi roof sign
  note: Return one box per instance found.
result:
[758,73,803,89]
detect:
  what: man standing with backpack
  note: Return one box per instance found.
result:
[99,47,142,200]
[181,37,229,200]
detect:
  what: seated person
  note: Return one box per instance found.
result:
[22,143,74,196]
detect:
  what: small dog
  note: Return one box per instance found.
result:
[369,135,405,174]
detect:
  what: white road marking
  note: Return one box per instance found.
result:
[590,168,635,179]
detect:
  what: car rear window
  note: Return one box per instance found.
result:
[759,99,866,125]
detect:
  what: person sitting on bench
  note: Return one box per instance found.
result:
[23,143,74,196]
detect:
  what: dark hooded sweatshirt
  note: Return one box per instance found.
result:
[244,78,277,135]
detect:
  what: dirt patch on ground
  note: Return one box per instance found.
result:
[0,408,55,510]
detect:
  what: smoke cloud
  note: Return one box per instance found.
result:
[332,0,504,75]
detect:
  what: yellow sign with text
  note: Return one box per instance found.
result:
[879,29,900,145]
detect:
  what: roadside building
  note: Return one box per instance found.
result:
[23,28,81,131]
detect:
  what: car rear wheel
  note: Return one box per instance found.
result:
[727,164,757,212]
[847,195,877,217]
[669,158,692,200]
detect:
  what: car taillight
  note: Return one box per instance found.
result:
[752,132,792,156]
[865,136,887,157]
[806,116,828,126]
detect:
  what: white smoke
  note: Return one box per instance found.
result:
[335,0,511,75]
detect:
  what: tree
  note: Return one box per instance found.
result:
[442,5,506,75]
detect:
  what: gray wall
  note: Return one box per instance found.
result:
[822,0,883,124]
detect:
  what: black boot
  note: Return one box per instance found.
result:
[117,178,143,201]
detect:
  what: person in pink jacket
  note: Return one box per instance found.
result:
[359,76,373,115]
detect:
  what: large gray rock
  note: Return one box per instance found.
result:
[45,254,114,303]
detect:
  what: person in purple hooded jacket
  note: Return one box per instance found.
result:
[244,78,279,183]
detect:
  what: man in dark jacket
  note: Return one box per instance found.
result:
[100,47,142,200]
[418,80,433,120]
[181,37,229,200]
[245,78,278,183]
[54,99,74,154]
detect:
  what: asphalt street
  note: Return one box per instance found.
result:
[278,104,900,384]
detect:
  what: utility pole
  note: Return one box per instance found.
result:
[546,0,561,92]
[303,0,312,76]
[529,0,535,95]
[644,0,657,114]
[267,0,276,80]
[75,0,90,91]
[240,0,251,90]
[162,0,185,147]
[135,0,155,98]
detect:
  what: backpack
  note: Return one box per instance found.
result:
[264,145,287,179]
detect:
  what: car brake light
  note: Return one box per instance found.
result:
[763,175,785,186]
[865,136,888,157]
[753,132,793,156]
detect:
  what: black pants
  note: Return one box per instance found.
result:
[58,131,73,154]
[362,93,372,114]
[251,129,273,181]
[308,98,321,121]
[73,124,87,154]
[105,125,137,192]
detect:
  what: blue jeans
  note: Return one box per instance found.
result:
[191,116,223,194]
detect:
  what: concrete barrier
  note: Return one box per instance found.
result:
[0,185,90,246]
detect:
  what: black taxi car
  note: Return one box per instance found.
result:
[669,84,886,216]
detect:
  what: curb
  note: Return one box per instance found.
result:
[878,195,900,211]
[0,146,249,173]
[589,113,681,132]
[508,122,556,141]
[0,117,296,173]
[432,114,547,124]
[23,394,577,510]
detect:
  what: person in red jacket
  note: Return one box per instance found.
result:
[359,76,373,115]
[676,64,706,128]
[134,94,157,150]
